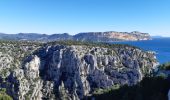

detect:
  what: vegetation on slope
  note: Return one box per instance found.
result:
[88,63,170,100]
[89,76,170,100]
[46,40,140,49]
[0,88,12,100]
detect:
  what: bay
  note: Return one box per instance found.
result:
[111,38,170,64]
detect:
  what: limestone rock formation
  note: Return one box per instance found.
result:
[0,41,158,100]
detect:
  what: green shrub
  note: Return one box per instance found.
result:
[0,94,12,100]
[0,88,12,100]
[93,84,120,95]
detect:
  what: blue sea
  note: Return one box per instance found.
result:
[111,38,170,64]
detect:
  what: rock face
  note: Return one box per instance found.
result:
[0,31,151,42]
[0,41,158,100]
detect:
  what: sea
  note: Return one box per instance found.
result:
[111,38,170,64]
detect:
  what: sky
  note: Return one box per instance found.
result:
[0,0,170,36]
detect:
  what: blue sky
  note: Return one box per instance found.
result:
[0,0,170,36]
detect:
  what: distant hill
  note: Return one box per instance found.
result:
[0,31,151,42]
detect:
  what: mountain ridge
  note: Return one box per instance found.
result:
[0,31,151,42]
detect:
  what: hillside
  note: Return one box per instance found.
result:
[90,63,170,100]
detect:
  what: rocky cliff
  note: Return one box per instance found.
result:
[0,41,158,100]
[74,31,151,42]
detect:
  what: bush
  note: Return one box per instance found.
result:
[0,94,12,100]
[0,88,12,100]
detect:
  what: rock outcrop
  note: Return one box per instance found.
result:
[0,41,158,100]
